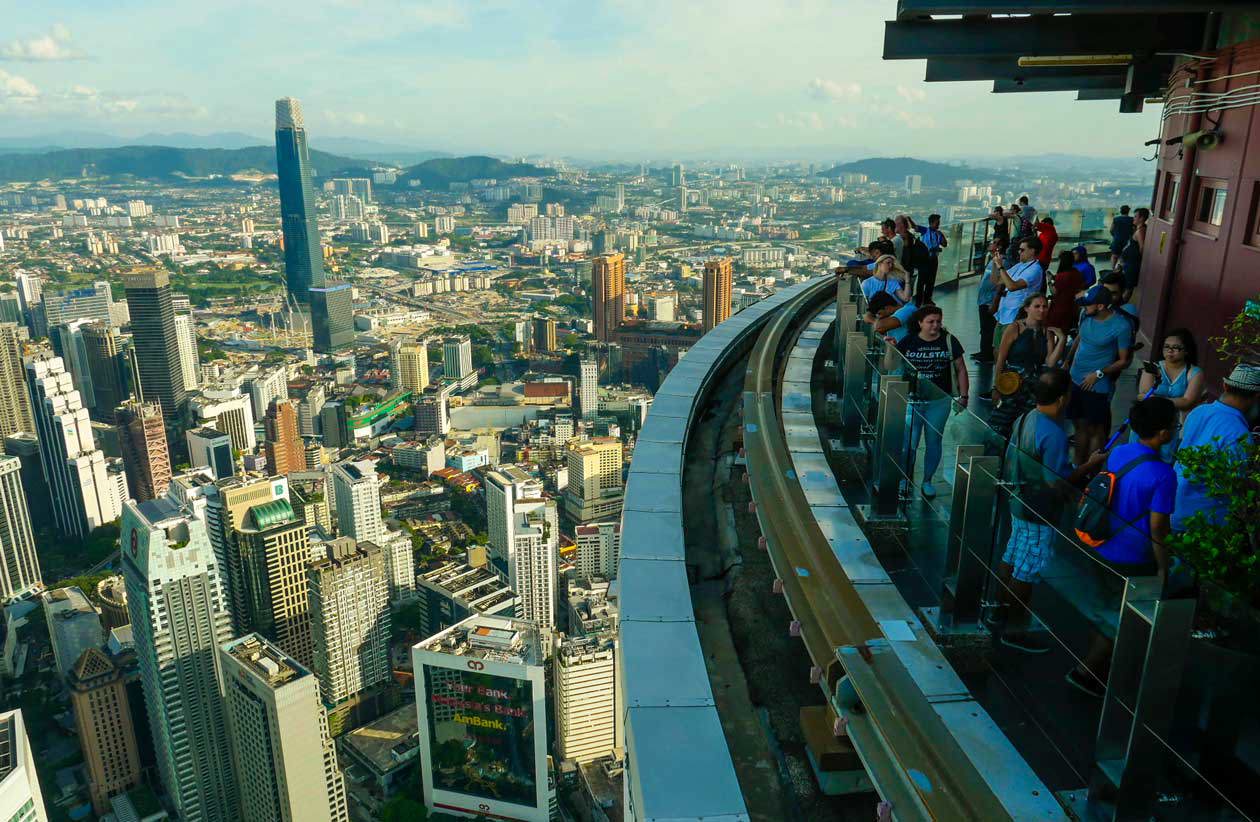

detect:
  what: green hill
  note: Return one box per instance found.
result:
[817,156,1008,186]
[0,144,373,182]
[401,155,554,189]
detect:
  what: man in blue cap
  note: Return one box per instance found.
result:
[1064,284,1134,466]
[1172,363,1259,531]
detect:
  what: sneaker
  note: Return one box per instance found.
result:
[1000,631,1052,654]
[983,608,1007,632]
[1065,667,1105,698]
[921,481,937,499]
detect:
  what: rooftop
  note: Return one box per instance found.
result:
[223,634,305,688]
[341,703,420,776]
[415,614,542,667]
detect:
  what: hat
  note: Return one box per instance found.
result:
[1072,245,1088,256]
[1076,285,1111,307]
[1224,363,1260,392]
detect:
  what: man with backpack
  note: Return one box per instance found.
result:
[915,213,947,304]
[1066,397,1178,697]
[989,368,1105,653]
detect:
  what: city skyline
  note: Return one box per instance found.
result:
[0,3,1162,160]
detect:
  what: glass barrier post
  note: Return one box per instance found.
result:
[1088,578,1196,819]
[934,450,999,629]
[837,299,859,378]
[870,377,908,518]
[841,332,867,447]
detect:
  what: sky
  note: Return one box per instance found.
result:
[0,1,1164,162]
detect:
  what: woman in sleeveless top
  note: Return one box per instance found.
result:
[1131,328,1203,461]
[989,294,1065,438]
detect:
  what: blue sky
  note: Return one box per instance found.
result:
[0,1,1163,161]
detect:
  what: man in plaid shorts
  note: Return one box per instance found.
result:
[989,368,1105,653]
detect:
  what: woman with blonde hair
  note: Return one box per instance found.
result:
[861,254,911,305]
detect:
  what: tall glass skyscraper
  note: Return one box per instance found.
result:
[125,269,186,420]
[275,97,353,353]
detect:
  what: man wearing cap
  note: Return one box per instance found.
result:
[1171,363,1259,531]
[1065,285,1134,466]
[990,236,1045,354]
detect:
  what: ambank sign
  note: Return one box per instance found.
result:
[453,713,507,731]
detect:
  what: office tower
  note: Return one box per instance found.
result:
[574,521,621,582]
[187,427,235,480]
[235,495,312,665]
[14,271,42,322]
[26,355,120,538]
[381,532,416,604]
[191,393,255,453]
[116,401,171,502]
[703,257,734,333]
[0,710,49,822]
[531,316,556,353]
[0,324,33,439]
[442,335,473,381]
[204,474,288,637]
[0,296,17,325]
[245,366,288,419]
[2,433,48,530]
[125,269,185,420]
[174,312,200,392]
[40,281,114,329]
[0,456,39,600]
[393,340,430,394]
[414,389,449,438]
[67,648,143,814]
[331,459,384,543]
[297,384,325,437]
[578,358,598,420]
[413,616,550,822]
[563,438,624,523]
[591,253,626,343]
[122,483,238,821]
[308,538,390,705]
[80,322,130,422]
[276,98,353,353]
[905,174,922,194]
[41,586,102,679]
[554,633,620,764]
[510,495,558,631]
[485,466,543,569]
[263,400,304,476]
[671,163,684,187]
[50,320,96,413]
[320,402,350,450]
[219,635,349,822]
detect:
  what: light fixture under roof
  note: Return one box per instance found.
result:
[1018,54,1133,68]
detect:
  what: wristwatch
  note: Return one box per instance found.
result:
[1094,369,1105,380]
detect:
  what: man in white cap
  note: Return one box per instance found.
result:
[1171,362,1259,531]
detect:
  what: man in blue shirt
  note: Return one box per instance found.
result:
[973,237,1005,365]
[1172,363,1259,531]
[863,291,917,343]
[1072,245,1097,287]
[990,368,1105,653]
[990,236,1044,353]
[1067,397,1177,697]
[1066,285,1134,466]
[914,213,948,304]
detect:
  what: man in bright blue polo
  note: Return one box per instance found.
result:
[1171,363,1259,531]
[989,236,1044,353]
[863,291,917,343]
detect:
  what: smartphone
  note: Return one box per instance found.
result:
[1141,360,1159,376]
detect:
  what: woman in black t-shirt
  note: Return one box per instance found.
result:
[896,305,969,499]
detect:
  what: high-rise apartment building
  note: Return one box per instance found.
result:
[442,335,473,381]
[0,455,39,600]
[276,98,353,353]
[307,538,391,706]
[116,401,170,503]
[235,495,312,666]
[578,358,598,420]
[392,340,430,394]
[703,257,734,333]
[574,521,621,582]
[245,366,288,419]
[412,616,550,822]
[591,253,626,343]
[485,466,544,570]
[125,269,185,420]
[0,324,34,439]
[263,400,304,476]
[563,438,624,524]
[174,312,200,392]
[510,496,558,631]
[219,634,349,822]
[0,709,48,822]
[50,320,96,414]
[80,322,130,422]
[2,433,48,531]
[531,316,557,353]
[414,389,449,438]
[122,481,239,821]
[553,633,620,764]
[67,648,143,814]
[25,354,120,538]
[331,459,384,544]
[190,392,256,454]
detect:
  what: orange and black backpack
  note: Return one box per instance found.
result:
[1074,451,1158,548]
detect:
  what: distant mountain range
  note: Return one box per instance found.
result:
[818,157,1011,186]
[400,156,555,188]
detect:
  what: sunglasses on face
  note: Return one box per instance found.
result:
[1164,345,1185,352]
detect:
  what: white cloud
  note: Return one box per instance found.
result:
[406,0,469,28]
[325,110,372,126]
[1,26,87,61]
[808,77,862,102]
[0,70,39,100]
[896,84,926,103]
[895,110,936,129]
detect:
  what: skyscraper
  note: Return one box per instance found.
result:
[235,495,313,666]
[67,648,143,815]
[703,257,733,333]
[591,253,626,343]
[0,710,49,822]
[80,322,130,422]
[25,354,120,538]
[563,438,624,524]
[186,427,235,480]
[485,466,544,570]
[116,401,171,503]
[218,634,349,822]
[204,474,288,636]
[531,316,557,353]
[122,481,239,821]
[307,538,391,706]
[510,495,558,631]
[50,320,96,413]
[331,459,385,544]
[275,97,353,353]
[263,400,304,476]
[125,269,186,420]
[578,358,598,420]
[173,312,200,392]
[0,323,34,439]
[392,340,430,394]
[442,335,473,381]
[554,633,620,764]
[0,455,39,601]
